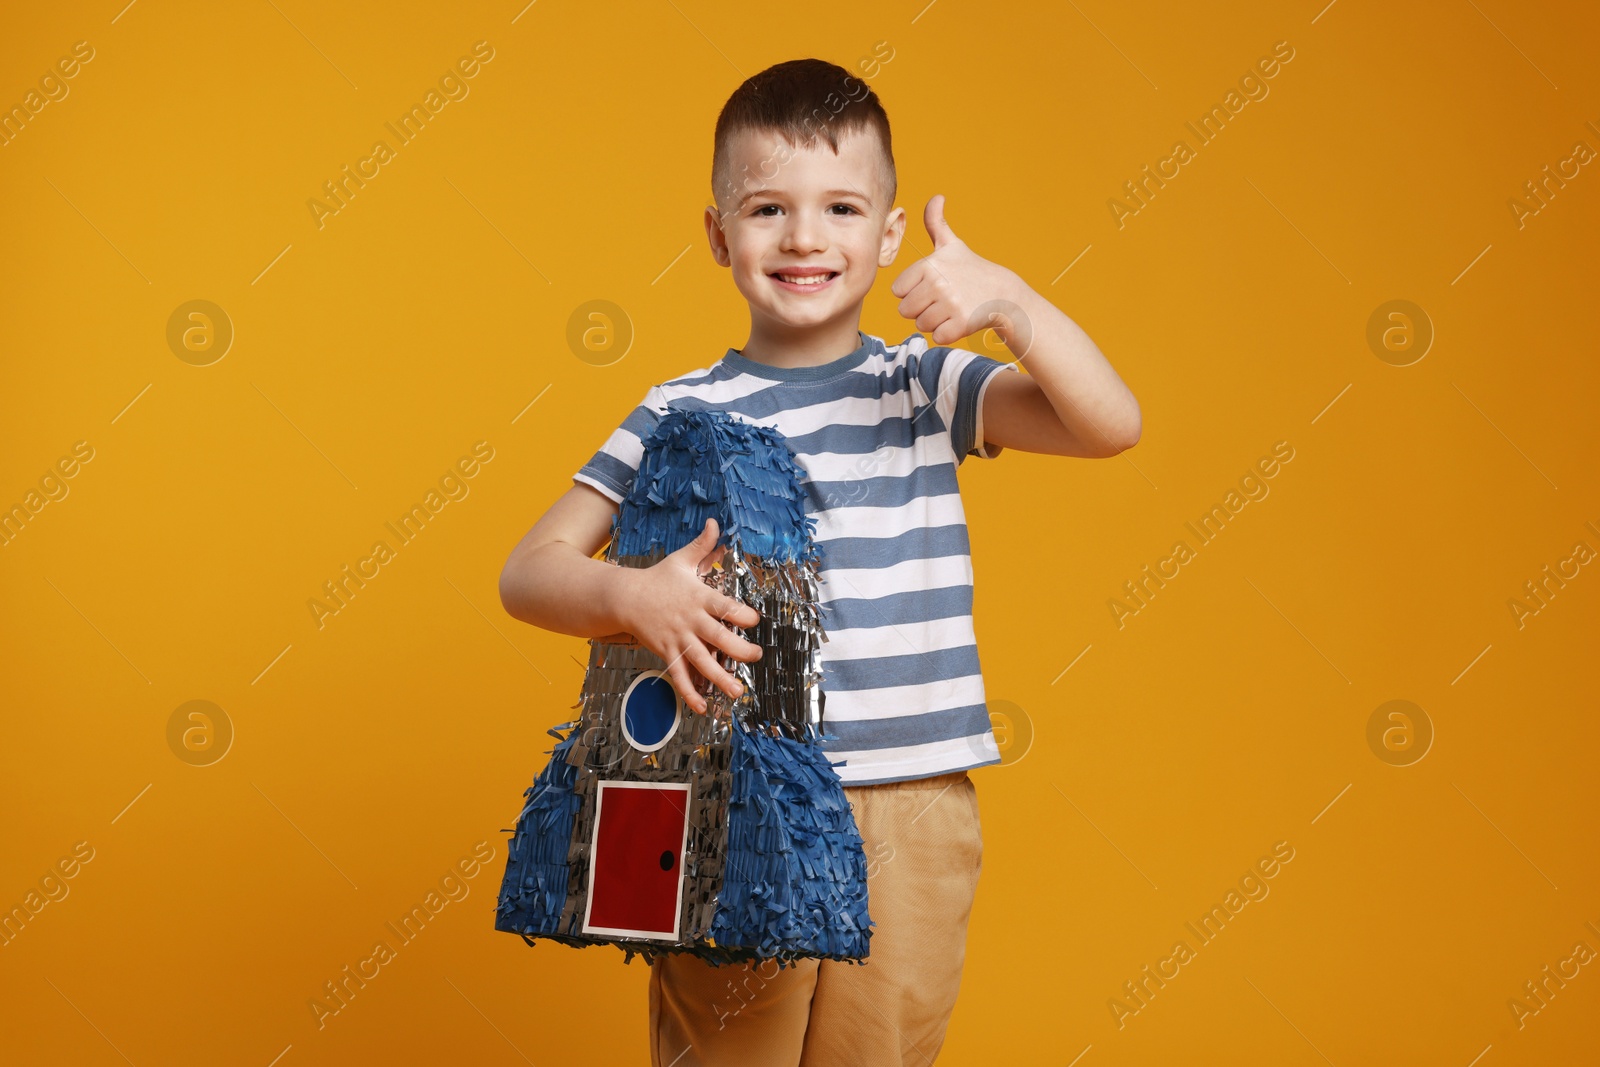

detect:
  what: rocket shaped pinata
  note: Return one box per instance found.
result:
[494,407,873,966]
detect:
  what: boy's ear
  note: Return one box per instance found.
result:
[703,205,732,268]
[878,205,908,268]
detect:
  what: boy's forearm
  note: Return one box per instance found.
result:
[1003,283,1142,453]
[499,541,637,640]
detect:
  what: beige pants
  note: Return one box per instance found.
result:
[648,770,984,1066]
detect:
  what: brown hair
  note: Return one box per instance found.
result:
[711,58,895,212]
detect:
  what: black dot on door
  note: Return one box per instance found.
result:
[659,850,675,871]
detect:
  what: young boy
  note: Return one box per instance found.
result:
[498,58,1140,1066]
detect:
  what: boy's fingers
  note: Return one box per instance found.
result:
[916,306,954,336]
[700,615,763,663]
[897,285,935,322]
[665,657,707,714]
[889,262,924,299]
[931,318,966,345]
[686,642,743,701]
[712,592,760,627]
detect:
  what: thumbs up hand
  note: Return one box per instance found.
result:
[890,194,1026,347]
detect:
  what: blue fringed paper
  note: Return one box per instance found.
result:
[612,409,822,568]
[494,721,588,944]
[710,725,873,964]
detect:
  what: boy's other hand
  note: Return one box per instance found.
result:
[616,517,763,714]
[891,194,1030,348]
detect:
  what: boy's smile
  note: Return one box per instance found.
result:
[705,126,906,367]
[769,266,839,292]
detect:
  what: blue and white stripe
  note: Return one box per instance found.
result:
[574,330,1017,785]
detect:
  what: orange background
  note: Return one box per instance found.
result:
[3,1,1597,1064]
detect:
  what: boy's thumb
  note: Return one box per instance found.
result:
[925,194,958,249]
[678,516,717,557]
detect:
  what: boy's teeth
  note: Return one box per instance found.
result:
[779,273,832,285]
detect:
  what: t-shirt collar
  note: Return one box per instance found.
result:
[721,331,876,382]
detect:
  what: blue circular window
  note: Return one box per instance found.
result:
[621,671,681,753]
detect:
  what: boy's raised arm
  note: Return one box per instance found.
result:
[891,194,1142,458]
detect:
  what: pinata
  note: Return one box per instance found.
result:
[494,407,873,967]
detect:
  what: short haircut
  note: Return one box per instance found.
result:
[711,58,896,212]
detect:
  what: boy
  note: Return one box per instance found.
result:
[498,58,1140,1066]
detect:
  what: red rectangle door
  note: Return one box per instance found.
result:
[583,780,691,940]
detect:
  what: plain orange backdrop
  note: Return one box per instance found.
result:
[2,1,1597,1064]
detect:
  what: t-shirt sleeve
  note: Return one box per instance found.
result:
[918,344,1020,464]
[572,384,669,504]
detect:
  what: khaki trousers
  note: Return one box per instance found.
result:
[648,770,983,1066]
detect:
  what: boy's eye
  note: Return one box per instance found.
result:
[751,204,859,217]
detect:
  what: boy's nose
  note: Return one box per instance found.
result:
[781,215,826,254]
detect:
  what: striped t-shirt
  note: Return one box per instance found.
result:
[574,330,1018,786]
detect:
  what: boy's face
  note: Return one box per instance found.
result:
[705,127,906,338]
